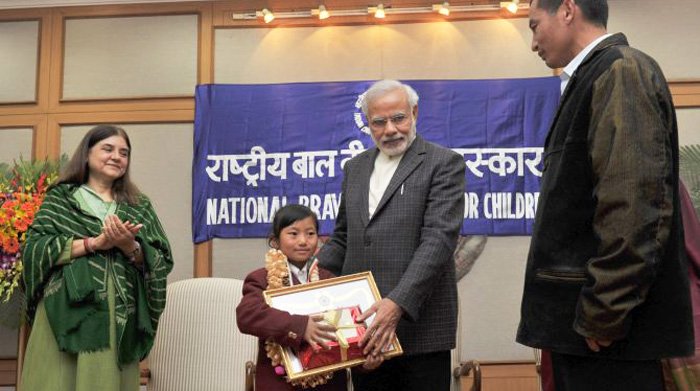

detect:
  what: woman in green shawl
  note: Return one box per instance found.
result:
[21,124,173,391]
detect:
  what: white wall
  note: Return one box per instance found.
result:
[607,0,700,80]
[678,108,700,146]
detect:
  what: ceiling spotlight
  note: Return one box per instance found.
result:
[432,2,450,16]
[369,4,386,19]
[257,8,275,23]
[500,0,520,14]
[312,4,330,20]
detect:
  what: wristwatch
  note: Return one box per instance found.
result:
[128,241,141,262]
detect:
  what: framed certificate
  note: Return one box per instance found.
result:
[263,271,403,382]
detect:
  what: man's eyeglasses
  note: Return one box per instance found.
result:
[369,113,410,129]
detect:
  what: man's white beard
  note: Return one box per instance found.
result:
[373,124,416,157]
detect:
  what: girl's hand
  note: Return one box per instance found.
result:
[303,314,337,351]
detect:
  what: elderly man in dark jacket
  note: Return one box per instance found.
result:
[318,79,465,391]
[517,0,694,390]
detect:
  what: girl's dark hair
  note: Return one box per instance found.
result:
[268,204,319,247]
[54,124,141,205]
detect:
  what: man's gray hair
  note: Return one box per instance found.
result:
[361,79,419,117]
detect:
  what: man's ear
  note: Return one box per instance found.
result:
[561,0,577,24]
[412,105,418,120]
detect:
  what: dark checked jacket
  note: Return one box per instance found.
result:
[517,33,694,359]
[318,135,466,355]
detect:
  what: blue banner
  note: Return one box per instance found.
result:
[193,78,560,242]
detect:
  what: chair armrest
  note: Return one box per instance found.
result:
[245,360,256,391]
[453,360,481,391]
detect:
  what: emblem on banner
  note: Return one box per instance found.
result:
[353,93,370,135]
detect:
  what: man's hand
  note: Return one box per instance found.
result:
[303,314,337,351]
[362,351,385,371]
[356,298,402,356]
[585,337,613,352]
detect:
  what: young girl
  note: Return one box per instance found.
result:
[236,204,347,390]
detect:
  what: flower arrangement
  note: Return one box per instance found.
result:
[0,157,64,304]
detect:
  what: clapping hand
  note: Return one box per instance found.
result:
[93,215,142,253]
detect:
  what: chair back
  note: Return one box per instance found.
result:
[147,278,257,391]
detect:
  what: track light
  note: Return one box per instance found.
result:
[319,5,330,20]
[232,2,528,23]
[369,4,386,19]
[312,5,330,20]
[257,8,275,23]
[500,0,520,14]
[432,2,450,16]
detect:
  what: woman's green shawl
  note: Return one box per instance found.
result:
[22,183,173,366]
